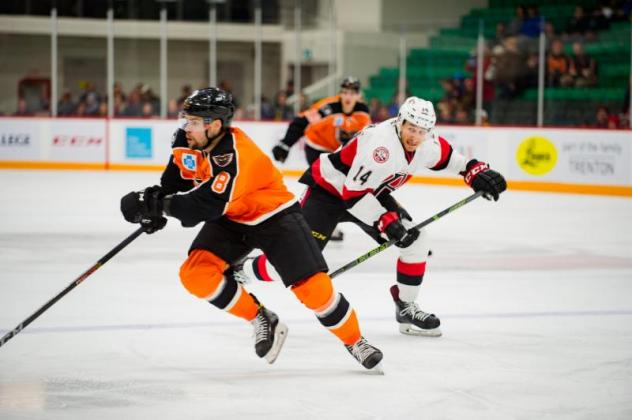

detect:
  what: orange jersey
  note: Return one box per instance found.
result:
[281,96,371,153]
[161,127,295,226]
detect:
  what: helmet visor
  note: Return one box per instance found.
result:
[178,112,208,133]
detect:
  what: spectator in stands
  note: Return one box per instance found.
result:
[507,5,526,37]
[260,96,276,120]
[453,106,471,125]
[465,45,496,111]
[569,42,597,87]
[544,22,558,50]
[368,97,381,121]
[167,99,179,118]
[75,101,88,117]
[57,90,76,116]
[139,84,160,112]
[494,36,528,98]
[437,99,454,124]
[113,81,126,103]
[521,5,541,38]
[594,105,619,128]
[14,98,32,116]
[273,90,294,120]
[374,104,390,122]
[114,94,126,117]
[547,39,573,87]
[565,6,592,42]
[123,88,142,117]
[489,22,508,51]
[141,101,156,118]
[98,101,108,117]
[80,82,101,116]
[524,52,540,89]
[460,77,476,111]
[387,92,405,117]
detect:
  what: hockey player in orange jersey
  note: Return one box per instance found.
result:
[272,76,371,241]
[120,87,383,370]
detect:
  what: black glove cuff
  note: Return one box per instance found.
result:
[163,195,174,216]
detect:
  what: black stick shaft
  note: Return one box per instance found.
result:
[0,226,145,349]
[329,191,484,279]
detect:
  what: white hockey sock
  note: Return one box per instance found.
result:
[396,283,421,302]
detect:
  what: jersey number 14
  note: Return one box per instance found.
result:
[352,166,372,185]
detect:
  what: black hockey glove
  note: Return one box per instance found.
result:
[376,211,420,248]
[272,142,290,163]
[120,185,168,234]
[462,159,507,201]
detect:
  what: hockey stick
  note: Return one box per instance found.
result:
[0,226,146,349]
[329,191,484,279]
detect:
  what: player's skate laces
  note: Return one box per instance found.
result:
[226,260,252,284]
[390,285,441,337]
[345,337,383,370]
[251,307,288,364]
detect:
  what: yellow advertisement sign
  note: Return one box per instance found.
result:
[516,136,557,176]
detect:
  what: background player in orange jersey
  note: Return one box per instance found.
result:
[120,87,383,370]
[272,76,371,241]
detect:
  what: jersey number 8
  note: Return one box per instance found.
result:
[211,171,231,194]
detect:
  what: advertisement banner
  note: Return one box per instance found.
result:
[108,119,176,165]
[0,118,41,160]
[2,117,630,194]
[49,119,106,162]
[508,129,631,185]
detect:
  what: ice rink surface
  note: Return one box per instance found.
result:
[1,169,631,420]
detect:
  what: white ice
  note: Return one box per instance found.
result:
[0,169,631,420]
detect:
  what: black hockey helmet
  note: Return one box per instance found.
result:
[340,76,361,92]
[182,87,235,127]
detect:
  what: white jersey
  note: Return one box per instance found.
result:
[305,118,469,225]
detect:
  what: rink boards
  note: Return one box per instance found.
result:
[0,117,630,196]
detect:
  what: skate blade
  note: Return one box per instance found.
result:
[369,362,385,375]
[264,322,289,364]
[399,324,442,337]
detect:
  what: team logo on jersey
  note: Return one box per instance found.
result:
[373,147,390,163]
[321,104,333,116]
[212,153,234,167]
[334,116,344,127]
[182,153,196,171]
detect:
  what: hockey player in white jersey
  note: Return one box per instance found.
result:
[238,97,507,337]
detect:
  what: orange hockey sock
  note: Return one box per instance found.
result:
[291,272,361,345]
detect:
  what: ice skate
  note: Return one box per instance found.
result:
[391,285,442,337]
[251,306,288,364]
[226,258,253,284]
[345,336,383,372]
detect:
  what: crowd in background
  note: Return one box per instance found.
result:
[366,0,631,129]
[9,1,631,129]
[11,78,309,123]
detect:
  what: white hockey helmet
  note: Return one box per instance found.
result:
[396,96,436,134]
